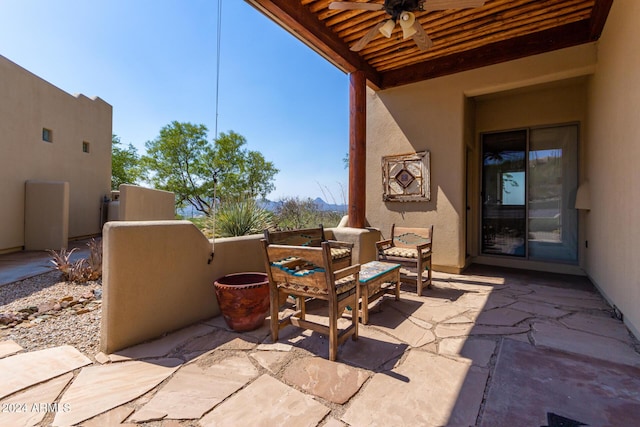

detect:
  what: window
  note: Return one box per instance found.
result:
[82,141,90,153]
[42,128,53,142]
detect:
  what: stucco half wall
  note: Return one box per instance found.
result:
[101,221,266,354]
[118,184,176,221]
[24,180,69,251]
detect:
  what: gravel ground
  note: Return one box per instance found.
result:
[0,271,101,358]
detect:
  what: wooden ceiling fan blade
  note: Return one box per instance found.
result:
[351,21,386,52]
[423,0,485,11]
[329,1,384,11]
[411,21,433,51]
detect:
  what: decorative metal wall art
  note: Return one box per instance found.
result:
[382,151,430,202]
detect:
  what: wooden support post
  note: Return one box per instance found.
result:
[348,70,366,228]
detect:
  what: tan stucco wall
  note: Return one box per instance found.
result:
[0,55,112,252]
[366,43,597,272]
[118,184,176,221]
[24,181,69,250]
[330,227,382,264]
[101,221,267,354]
[585,0,640,337]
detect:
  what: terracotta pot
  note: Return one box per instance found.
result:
[213,272,270,332]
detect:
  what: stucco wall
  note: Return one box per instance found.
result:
[118,184,176,221]
[366,44,597,272]
[585,0,640,337]
[24,181,69,250]
[101,221,267,354]
[0,55,112,252]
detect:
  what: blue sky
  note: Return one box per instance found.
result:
[0,0,349,202]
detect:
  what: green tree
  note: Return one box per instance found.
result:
[142,122,278,215]
[111,135,145,190]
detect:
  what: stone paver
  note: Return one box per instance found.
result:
[481,339,640,426]
[0,373,72,427]
[2,265,639,426]
[0,339,23,358]
[0,345,91,400]
[82,406,135,427]
[199,374,330,427]
[475,307,531,326]
[104,323,216,362]
[507,300,569,318]
[250,350,291,373]
[342,349,488,426]
[439,337,497,367]
[340,326,407,370]
[559,311,632,342]
[131,353,259,421]
[282,357,369,404]
[532,321,640,367]
[52,358,181,426]
[368,307,436,348]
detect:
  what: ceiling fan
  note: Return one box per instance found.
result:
[329,0,486,52]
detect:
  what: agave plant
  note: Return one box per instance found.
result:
[47,248,78,281]
[85,238,102,280]
[215,198,273,237]
[48,238,103,283]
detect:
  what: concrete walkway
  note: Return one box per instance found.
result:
[1,266,640,426]
[0,241,92,286]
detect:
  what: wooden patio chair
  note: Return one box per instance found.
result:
[263,225,353,270]
[376,224,433,295]
[261,240,360,361]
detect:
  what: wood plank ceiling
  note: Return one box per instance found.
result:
[245,0,613,90]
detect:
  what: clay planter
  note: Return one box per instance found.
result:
[213,272,270,332]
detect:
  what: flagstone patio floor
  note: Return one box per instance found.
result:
[1,265,640,426]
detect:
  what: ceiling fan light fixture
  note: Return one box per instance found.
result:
[400,11,417,39]
[379,19,396,38]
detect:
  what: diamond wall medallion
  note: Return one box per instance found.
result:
[382,151,430,202]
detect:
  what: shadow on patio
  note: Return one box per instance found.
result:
[2,265,640,426]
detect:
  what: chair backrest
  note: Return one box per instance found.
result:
[391,225,433,249]
[262,240,333,294]
[263,226,326,248]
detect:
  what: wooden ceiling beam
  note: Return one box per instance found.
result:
[589,0,613,39]
[246,0,383,89]
[380,19,592,89]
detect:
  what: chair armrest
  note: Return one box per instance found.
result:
[416,241,431,250]
[334,264,361,280]
[327,240,354,250]
[416,242,432,259]
[376,239,392,251]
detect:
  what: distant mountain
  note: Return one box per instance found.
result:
[258,198,347,213]
[312,197,347,212]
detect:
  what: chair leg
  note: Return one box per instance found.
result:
[269,288,280,342]
[329,301,338,361]
[353,286,360,341]
[417,259,424,296]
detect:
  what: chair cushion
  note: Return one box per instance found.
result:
[271,257,325,276]
[279,275,357,296]
[382,247,430,259]
[330,248,351,260]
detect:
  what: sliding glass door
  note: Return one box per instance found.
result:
[481,130,527,256]
[481,125,578,263]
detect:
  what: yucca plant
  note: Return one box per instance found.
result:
[215,198,273,237]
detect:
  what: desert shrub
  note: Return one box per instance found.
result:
[215,198,273,237]
[272,197,343,230]
[48,238,102,283]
